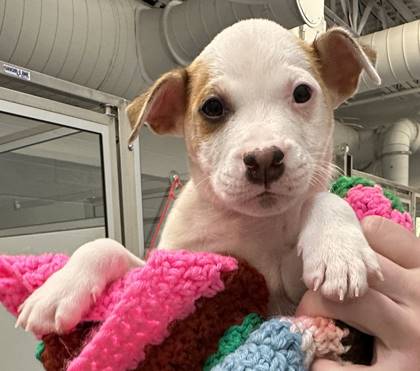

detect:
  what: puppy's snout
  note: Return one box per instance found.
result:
[243,146,285,186]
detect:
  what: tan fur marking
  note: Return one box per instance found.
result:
[126,69,187,143]
[298,38,334,111]
[184,61,225,155]
[312,28,376,108]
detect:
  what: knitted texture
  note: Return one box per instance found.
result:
[331,176,409,215]
[211,319,305,371]
[0,250,239,371]
[41,321,99,371]
[210,316,349,370]
[0,254,68,315]
[67,250,237,371]
[39,258,269,371]
[287,316,349,367]
[345,184,412,230]
[330,176,374,198]
[204,313,264,371]
[1,174,411,371]
[133,258,268,371]
[35,341,45,361]
[382,189,405,212]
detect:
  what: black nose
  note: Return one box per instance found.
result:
[243,146,285,186]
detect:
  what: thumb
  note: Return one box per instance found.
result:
[312,359,370,371]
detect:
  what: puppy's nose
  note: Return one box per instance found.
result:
[243,146,285,186]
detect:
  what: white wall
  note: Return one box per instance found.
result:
[0,306,43,371]
[139,126,189,179]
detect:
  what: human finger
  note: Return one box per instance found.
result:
[361,216,420,269]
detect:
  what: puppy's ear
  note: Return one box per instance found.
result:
[313,27,381,108]
[127,69,188,145]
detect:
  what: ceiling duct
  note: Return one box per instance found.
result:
[358,20,420,93]
[0,0,324,99]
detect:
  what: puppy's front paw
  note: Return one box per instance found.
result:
[16,266,104,335]
[299,226,381,301]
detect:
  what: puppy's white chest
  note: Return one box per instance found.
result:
[159,190,306,315]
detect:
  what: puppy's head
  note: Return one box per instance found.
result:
[127,19,380,217]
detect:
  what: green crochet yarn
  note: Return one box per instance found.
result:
[383,188,405,212]
[35,341,45,361]
[330,176,375,198]
[331,176,406,213]
[203,313,263,371]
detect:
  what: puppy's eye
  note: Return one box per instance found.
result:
[200,97,225,119]
[293,84,312,104]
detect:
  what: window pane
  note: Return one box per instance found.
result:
[139,127,188,250]
[0,113,106,238]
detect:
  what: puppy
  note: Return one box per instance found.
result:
[17,19,382,335]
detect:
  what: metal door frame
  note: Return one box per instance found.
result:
[0,92,121,242]
[0,60,145,257]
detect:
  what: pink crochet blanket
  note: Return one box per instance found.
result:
[0,250,238,371]
[0,177,414,371]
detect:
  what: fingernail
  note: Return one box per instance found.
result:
[377,270,385,281]
[355,287,359,298]
[339,289,344,301]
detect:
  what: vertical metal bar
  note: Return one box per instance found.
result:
[411,191,417,234]
[331,0,337,14]
[343,146,353,177]
[116,101,145,258]
[379,4,388,29]
[357,0,375,35]
[351,0,359,31]
[340,0,349,22]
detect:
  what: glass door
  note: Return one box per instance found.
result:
[0,101,121,255]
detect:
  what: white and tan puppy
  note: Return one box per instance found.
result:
[17,19,382,335]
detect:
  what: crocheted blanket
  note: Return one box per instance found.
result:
[1,251,349,371]
[0,176,413,371]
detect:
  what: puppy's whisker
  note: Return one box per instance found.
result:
[194,176,211,190]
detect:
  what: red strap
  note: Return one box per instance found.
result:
[147,175,182,251]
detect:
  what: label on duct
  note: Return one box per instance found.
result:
[3,64,31,81]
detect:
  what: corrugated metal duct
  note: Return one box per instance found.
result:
[358,20,420,93]
[0,0,323,99]
[0,0,144,99]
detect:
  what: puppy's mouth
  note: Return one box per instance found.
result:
[255,191,279,208]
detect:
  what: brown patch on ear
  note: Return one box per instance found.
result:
[127,69,188,144]
[312,27,380,108]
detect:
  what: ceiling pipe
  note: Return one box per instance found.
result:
[0,0,324,99]
[382,118,420,186]
[139,0,324,79]
[358,20,420,93]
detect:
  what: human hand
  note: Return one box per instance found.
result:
[296,216,420,370]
